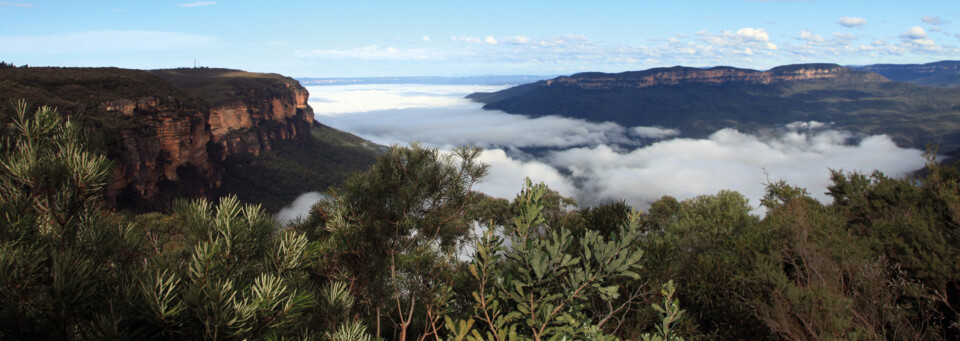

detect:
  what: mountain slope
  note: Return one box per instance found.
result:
[468,63,960,149]
[854,60,960,87]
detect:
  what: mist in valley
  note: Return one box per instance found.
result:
[276,83,927,218]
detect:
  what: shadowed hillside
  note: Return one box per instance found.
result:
[469,63,960,150]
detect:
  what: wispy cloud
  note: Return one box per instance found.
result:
[921,16,944,25]
[837,17,867,28]
[297,26,959,74]
[178,1,216,8]
[0,2,30,7]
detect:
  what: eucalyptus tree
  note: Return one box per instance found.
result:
[298,143,488,340]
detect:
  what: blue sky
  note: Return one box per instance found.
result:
[1,0,958,77]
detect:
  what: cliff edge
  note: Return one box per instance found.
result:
[0,67,338,210]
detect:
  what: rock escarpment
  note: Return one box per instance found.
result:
[207,85,314,156]
[100,96,216,202]
[0,67,318,209]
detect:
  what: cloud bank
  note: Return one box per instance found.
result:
[276,192,326,224]
[549,127,924,209]
[307,84,926,214]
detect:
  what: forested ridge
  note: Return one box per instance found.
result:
[1,102,959,340]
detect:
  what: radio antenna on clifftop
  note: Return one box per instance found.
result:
[194,58,197,68]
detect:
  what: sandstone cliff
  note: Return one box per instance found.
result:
[100,96,216,202]
[0,67,319,209]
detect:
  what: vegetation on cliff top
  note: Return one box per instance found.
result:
[151,68,306,106]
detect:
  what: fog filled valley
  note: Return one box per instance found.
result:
[275,82,928,221]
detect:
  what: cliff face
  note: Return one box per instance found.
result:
[544,64,888,89]
[100,96,216,201]
[209,84,314,156]
[0,67,320,209]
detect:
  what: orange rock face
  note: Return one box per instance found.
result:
[101,96,216,201]
[100,84,315,207]
[208,84,314,157]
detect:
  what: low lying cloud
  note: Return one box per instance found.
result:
[549,126,925,209]
[307,84,927,213]
[276,192,326,223]
[310,84,651,149]
[631,126,680,139]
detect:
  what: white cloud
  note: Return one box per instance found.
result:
[0,30,218,55]
[475,149,577,200]
[736,28,770,42]
[0,2,30,7]
[485,36,498,45]
[921,16,943,25]
[631,126,680,139]
[837,17,866,28]
[798,30,825,43]
[179,1,216,7]
[548,125,925,209]
[422,35,430,42]
[902,26,928,39]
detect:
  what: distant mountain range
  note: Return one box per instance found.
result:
[853,61,960,87]
[468,61,960,150]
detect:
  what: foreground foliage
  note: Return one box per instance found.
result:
[2,103,959,340]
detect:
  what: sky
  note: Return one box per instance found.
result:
[1,0,958,77]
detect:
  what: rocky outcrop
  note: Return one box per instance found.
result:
[0,67,321,210]
[100,96,216,202]
[97,69,317,208]
[543,64,888,90]
[208,84,314,157]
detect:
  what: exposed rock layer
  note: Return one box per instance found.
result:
[545,64,889,89]
[0,67,316,208]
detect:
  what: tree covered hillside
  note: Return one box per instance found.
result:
[469,64,960,150]
[1,103,958,340]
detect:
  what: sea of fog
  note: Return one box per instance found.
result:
[276,83,927,222]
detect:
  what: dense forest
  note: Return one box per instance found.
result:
[1,102,959,340]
